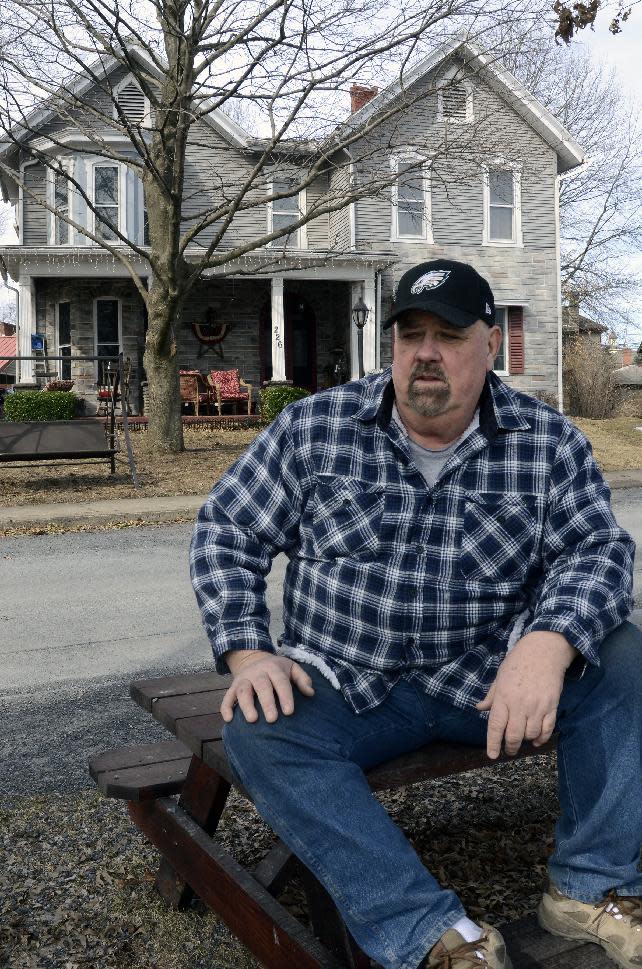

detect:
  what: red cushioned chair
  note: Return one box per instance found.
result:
[207,369,253,415]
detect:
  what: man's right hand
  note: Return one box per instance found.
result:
[221,650,315,724]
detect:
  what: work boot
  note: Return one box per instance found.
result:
[538,881,642,967]
[420,922,512,968]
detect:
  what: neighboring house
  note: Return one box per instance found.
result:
[562,305,608,350]
[0,322,16,385]
[0,37,584,414]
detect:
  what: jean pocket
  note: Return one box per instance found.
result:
[459,492,542,585]
[305,474,385,559]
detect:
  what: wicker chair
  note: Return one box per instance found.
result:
[179,370,214,417]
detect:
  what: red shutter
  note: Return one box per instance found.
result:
[507,306,524,375]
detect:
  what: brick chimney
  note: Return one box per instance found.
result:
[350,83,379,114]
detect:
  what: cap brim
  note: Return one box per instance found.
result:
[383,297,480,330]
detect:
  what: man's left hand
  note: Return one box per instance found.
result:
[476,631,578,759]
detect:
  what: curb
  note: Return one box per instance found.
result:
[0,495,207,530]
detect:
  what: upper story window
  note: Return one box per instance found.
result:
[391,155,432,242]
[268,180,306,248]
[54,170,70,244]
[483,168,522,246]
[94,164,120,242]
[437,77,474,123]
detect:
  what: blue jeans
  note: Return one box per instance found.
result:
[223,621,642,969]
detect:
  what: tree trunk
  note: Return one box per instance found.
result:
[144,280,184,453]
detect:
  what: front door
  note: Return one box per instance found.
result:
[260,293,317,391]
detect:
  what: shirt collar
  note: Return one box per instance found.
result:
[353,368,531,440]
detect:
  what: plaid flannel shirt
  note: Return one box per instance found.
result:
[190,369,635,714]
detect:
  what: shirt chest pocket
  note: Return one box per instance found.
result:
[459,492,543,586]
[303,475,385,560]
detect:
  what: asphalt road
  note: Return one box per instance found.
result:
[1,489,641,803]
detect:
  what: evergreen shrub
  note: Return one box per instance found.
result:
[3,390,78,421]
[260,385,310,422]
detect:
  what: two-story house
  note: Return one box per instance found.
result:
[0,37,584,413]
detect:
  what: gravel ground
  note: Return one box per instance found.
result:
[0,751,560,969]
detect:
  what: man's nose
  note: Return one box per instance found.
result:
[415,333,442,360]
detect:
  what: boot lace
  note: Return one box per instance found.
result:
[592,890,642,930]
[430,935,490,968]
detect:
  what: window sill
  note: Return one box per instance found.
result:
[481,240,524,248]
[390,236,434,245]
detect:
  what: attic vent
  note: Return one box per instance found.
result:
[116,81,146,123]
[441,83,469,121]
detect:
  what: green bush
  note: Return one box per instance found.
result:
[260,384,310,422]
[3,390,78,422]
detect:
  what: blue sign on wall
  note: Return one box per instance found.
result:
[31,334,45,352]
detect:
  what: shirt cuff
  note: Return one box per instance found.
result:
[527,615,600,667]
[207,623,276,675]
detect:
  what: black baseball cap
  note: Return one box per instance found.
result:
[383,259,495,330]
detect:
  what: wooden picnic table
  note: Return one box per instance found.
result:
[89,670,617,969]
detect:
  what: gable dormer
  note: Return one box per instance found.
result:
[113,75,149,127]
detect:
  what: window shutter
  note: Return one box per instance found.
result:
[507,306,525,375]
[116,82,146,123]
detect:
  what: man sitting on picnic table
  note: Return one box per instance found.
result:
[190,259,642,969]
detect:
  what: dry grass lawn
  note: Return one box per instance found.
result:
[0,415,639,509]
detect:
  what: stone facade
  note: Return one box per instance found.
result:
[33,274,354,414]
[35,277,146,413]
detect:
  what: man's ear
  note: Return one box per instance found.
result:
[487,325,503,369]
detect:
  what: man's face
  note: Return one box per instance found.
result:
[391,310,502,423]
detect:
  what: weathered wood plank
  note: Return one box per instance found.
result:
[254,840,298,897]
[130,798,345,969]
[153,690,229,727]
[366,737,557,791]
[130,671,231,712]
[155,755,231,909]
[95,757,192,800]
[88,739,190,778]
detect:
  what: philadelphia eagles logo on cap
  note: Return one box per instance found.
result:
[410,270,451,295]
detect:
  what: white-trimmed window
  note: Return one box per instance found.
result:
[493,306,508,374]
[93,164,121,242]
[268,179,306,248]
[437,78,474,123]
[57,301,72,380]
[94,298,122,384]
[391,154,432,242]
[54,170,70,244]
[483,167,522,246]
[48,163,72,245]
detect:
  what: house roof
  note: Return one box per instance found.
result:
[0,35,584,178]
[561,307,608,334]
[613,365,642,386]
[0,335,16,371]
[342,36,584,174]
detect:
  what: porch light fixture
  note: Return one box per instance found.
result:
[351,295,369,330]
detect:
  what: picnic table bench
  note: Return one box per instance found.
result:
[0,419,117,473]
[89,669,620,969]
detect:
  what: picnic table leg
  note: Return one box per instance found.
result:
[155,755,231,908]
[298,863,373,969]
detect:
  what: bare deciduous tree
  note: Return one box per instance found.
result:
[0,0,555,450]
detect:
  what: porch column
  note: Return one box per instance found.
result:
[17,276,36,383]
[270,276,287,383]
[349,274,377,379]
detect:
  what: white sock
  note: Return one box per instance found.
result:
[451,916,483,943]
